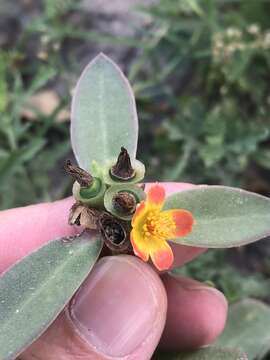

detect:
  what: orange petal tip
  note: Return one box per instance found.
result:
[150,243,174,271]
[147,184,165,207]
[172,209,194,237]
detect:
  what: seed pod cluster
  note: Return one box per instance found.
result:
[65,147,146,255]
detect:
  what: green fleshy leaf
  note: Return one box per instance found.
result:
[104,184,146,220]
[71,53,139,171]
[153,346,247,360]
[216,299,270,359]
[0,231,102,360]
[163,185,270,248]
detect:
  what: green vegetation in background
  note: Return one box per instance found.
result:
[131,0,270,188]
[0,0,79,209]
[174,248,270,304]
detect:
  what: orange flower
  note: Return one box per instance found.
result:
[130,184,194,271]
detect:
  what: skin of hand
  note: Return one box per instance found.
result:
[0,183,228,360]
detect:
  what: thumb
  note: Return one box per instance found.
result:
[20,255,167,360]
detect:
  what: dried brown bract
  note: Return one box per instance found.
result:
[69,202,100,229]
[112,191,137,215]
[99,212,130,253]
[64,160,93,188]
[110,147,135,181]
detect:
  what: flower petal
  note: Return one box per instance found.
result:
[150,241,174,271]
[164,209,194,237]
[131,201,146,226]
[130,230,149,262]
[147,184,165,208]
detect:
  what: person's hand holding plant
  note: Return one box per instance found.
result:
[1,54,270,360]
[0,184,227,359]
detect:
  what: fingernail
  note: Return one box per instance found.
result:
[171,275,227,309]
[69,256,159,357]
[185,285,227,308]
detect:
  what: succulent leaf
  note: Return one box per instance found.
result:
[0,231,102,360]
[71,53,139,171]
[164,185,270,247]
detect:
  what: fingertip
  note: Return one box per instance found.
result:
[170,243,207,269]
[160,275,228,350]
[0,197,77,273]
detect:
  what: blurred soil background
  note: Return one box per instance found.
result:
[1,0,270,351]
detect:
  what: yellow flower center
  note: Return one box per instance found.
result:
[142,210,176,241]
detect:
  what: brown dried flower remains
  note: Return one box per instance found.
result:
[69,202,100,229]
[65,148,140,255]
[64,160,93,188]
[98,213,130,253]
[110,147,135,181]
[112,192,137,215]
[69,203,131,254]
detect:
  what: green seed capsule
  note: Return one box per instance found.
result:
[104,184,146,220]
[80,178,102,199]
[72,180,106,208]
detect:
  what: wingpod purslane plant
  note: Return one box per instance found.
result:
[1,53,270,360]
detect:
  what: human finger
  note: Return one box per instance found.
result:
[159,274,228,350]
